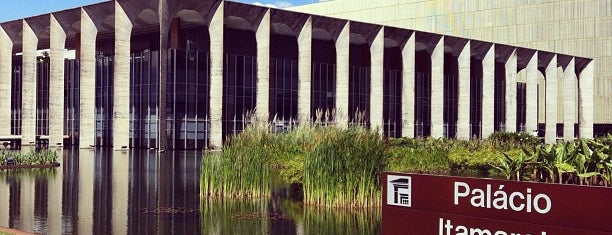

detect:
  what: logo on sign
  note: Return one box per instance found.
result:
[387,175,412,207]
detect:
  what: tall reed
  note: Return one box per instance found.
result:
[303,126,388,208]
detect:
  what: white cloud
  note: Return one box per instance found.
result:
[251,1,294,8]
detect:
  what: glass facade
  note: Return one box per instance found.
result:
[469,58,483,138]
[415,51,432,137]
[166,49,210,150]
[269,58,298,131]
[383,69,402,137]
[494,62,506,132]
[349,66,370,127]
[129,50,159,149]
[311,62,336,123]
[95,54,114,147]
[36,57,50,139]
[516,82,527,132]
[222,54,256,139]
[11,58,22,137]
[64,59,80,146]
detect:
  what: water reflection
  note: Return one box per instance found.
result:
[0,148,202,234]
[0,148,381,234]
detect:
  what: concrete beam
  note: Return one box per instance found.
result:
[335,21,349,128]
[525,52,538,136]
[113,1,132,150]
[297,16,312,124]
[482,44,495,138]
[401,32,415,138]
[578,60,594,139]
[563,58,577,142]
[157,0,170,151]
[79,9,97,148]
[256,9,271,122]
[456,41,470,139]
[209,3,224,149]
[545,55,558,144]
[370,27,384,135]
[0,27,12,137]
[505,49,517,133]
[49,14,66,148]
[430,36,444,138]
[22,20,38,146]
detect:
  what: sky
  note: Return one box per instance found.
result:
[0,0,323,23]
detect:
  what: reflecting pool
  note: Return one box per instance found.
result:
[0,149,380,234]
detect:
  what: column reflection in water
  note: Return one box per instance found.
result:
[46,150,62,235]
[62,148,80,234]
[128,150,202,234]
[78,149,95,234]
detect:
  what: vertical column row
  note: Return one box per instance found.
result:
[579,61,594,139]
[209,3,224,148]
[370,27,384,134]
[481,45,495,138]
[430,37,444,138]
[335,22,350,128]
[21,20,38,146]
[563,58,577,141]
[401,33,416,138]
[255,10,271,121]
[0,27,11,137]
[79,9,98,148]
[525,52,539,136]
[49,15,66,147]
[505,49,517,133]
[456,41,471,139]
[297,17,312,124]
[112,1,133,150]
[545,55,558,144]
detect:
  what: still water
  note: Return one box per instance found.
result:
[0,149,380,234]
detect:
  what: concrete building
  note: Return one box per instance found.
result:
[291,0,611,137]
[0,0,594,150]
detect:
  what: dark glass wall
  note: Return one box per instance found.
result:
[443,54,459,138]
[129,50,159,149]
[383,47,402,137]
[269,34,298,129]
[415,51,432,137]
[470,58,483,138]
[11,57,22,139]
[36,57,50,139]
[494,62,506,132]
[223,29,257,139]
[95,54,114,147]
[64,59,80,146]
[348,43,371,127]
[167,49,210,150]
[311,39,336,123]
[516,82,526,132]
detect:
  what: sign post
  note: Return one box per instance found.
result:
[382,172,612,235]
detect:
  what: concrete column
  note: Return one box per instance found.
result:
[456,41,470,139]
[255,10,271,121]
[78,150,95,234]
[111,151,129,235]
[297,17,312,124]
[481,45,495,138]
[578,60,594,139]
[401,33,415,138]
[209,3,224,149]
[46,152,63,235]
[563,58,577,142]
[545,55,558,144]
[80,9,98,148]
[50,15,66,148]
[525,52,538,136]
[335,22,350,128]
[0,27,12,137]
[113,1,132,150]
[430,36,444,138]
[370,27,384,134]
[22,20,38,146]
[505,49,517,133]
